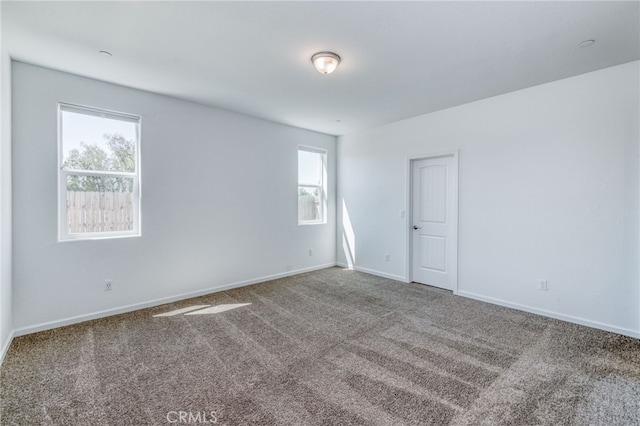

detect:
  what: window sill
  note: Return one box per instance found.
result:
[58,232,141,243]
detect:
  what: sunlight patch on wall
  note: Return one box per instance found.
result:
[342,198,356,268]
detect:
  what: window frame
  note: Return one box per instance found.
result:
[298,145,327,225]
[57,102,142,241]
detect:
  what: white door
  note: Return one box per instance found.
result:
[411,155,457,290]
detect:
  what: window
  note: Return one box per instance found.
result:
[298,146,327,224]
[58,103,141,240]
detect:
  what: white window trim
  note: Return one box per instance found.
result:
[57,102,142,241]
[298,145,327,225]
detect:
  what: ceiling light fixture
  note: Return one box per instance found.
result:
[311,52,341,75]
[99,50,113,57]
[579,39,595,48]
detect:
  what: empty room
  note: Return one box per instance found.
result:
[1,1,639,425]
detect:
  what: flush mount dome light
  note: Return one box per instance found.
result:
[311,51,341,75]
[579,39,595,48]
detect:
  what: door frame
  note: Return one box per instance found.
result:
[405,150,459,294]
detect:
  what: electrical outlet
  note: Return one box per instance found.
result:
[538,280,548,291]
[384,253,390,262]
[104,280,113,291]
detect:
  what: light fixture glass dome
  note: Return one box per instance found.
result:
[311,52,341,75]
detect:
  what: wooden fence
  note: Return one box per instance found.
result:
[298,195,320,221]
[66,191,133,233]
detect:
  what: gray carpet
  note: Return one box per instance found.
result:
[1,267,639,425]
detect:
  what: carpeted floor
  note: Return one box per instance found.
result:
[1,267,639,425]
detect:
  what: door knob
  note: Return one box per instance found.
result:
[413,225,422,230]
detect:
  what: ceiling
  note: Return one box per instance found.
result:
[2,1,639,136]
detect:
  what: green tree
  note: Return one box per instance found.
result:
[64,133,135,192]
[298,187,320,197]
[106,133,136,173]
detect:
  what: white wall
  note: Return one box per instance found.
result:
[337,61,640,337]
[12,62,336,333]
[0,10,14,360]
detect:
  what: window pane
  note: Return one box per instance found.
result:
[66,175,134,234]
[298,186,321,221]
[61,109,137,172]
[298,150,322,185]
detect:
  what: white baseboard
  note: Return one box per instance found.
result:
[334,264,638,339]
[458,290,640,339]
[336,262,406,282]
[12,263,337,338]
[9,263,638,350]
[1,330,15,366]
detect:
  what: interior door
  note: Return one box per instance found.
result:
[411,155,457,290]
